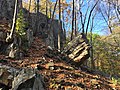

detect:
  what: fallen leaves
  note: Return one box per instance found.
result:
[0,36,120,90]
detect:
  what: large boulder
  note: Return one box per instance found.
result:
[62,33,90,65]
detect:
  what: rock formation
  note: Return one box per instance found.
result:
[62,33,90,65]
[0,0,65,49]
[0,65,45,90]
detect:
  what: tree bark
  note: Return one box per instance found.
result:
[6,0,18,42]
[35,0,40,35]
[58,0,61,50]
[52,0,58,20]
[28,0,31,12]
[71,0,74,40]
[90,15,95,69]
[75,10,77,36]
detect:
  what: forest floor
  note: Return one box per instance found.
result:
[0,36,120,90]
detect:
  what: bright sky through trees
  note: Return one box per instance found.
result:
[22,0,119,35]
[50,0,109,35]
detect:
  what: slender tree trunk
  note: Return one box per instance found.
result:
[90,18,95,69]
[75,10,77,36]
[99,7,112,34]
[46,0,48,27]
[114,6,120,21]
[6,0,18,42]
[80,11,84,33]
[35,0,40,35]
[28,0,31,26]
[37,0,39,14]
[52,0,58,20]
[46,0,48,16]
[58,0,61,50]
[108,0,112,33]
[34,0,37,13]
[71,0,74,40]
[62,6,66,45]
[85,0,99,35]
[49,6,52,18]
[28,0,31,12]
[18,0,22,8]
[89,11,97,69]
[117,6,120,15]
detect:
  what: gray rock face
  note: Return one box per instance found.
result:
[30,13,47,35]
[0,0,22,19]
[0,0,15,19]
[26,28,34,47]
[0,0,65,49]
[0,65,45,90]
[50,20,64,49]
[0,31,7,40]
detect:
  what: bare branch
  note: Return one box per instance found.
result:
[85,0,99,35]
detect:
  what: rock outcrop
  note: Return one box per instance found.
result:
[0,65,45,90]
[0,19,11,54]
[0,0,14,19]
[0,18,33,59]
[62,33,90,65]
[0,0,22,20]
[0,0,65,49]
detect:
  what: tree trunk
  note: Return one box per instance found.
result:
[46,0,48,27]
[62,7,66,45]
[71,0,74,40]
[90,20,95,69]
[58,0,61,50]
[85,0,99,35]
[6,0,18,42]
[35,0,40,35]
[49,6,52,18]
[75,10,77,36]
[28,0,31,12]
[52,0,58,20]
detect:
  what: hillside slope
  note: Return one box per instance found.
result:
[0,36,120,90]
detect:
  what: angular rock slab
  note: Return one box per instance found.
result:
[0,65,45,90]
[62,33,90,65]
